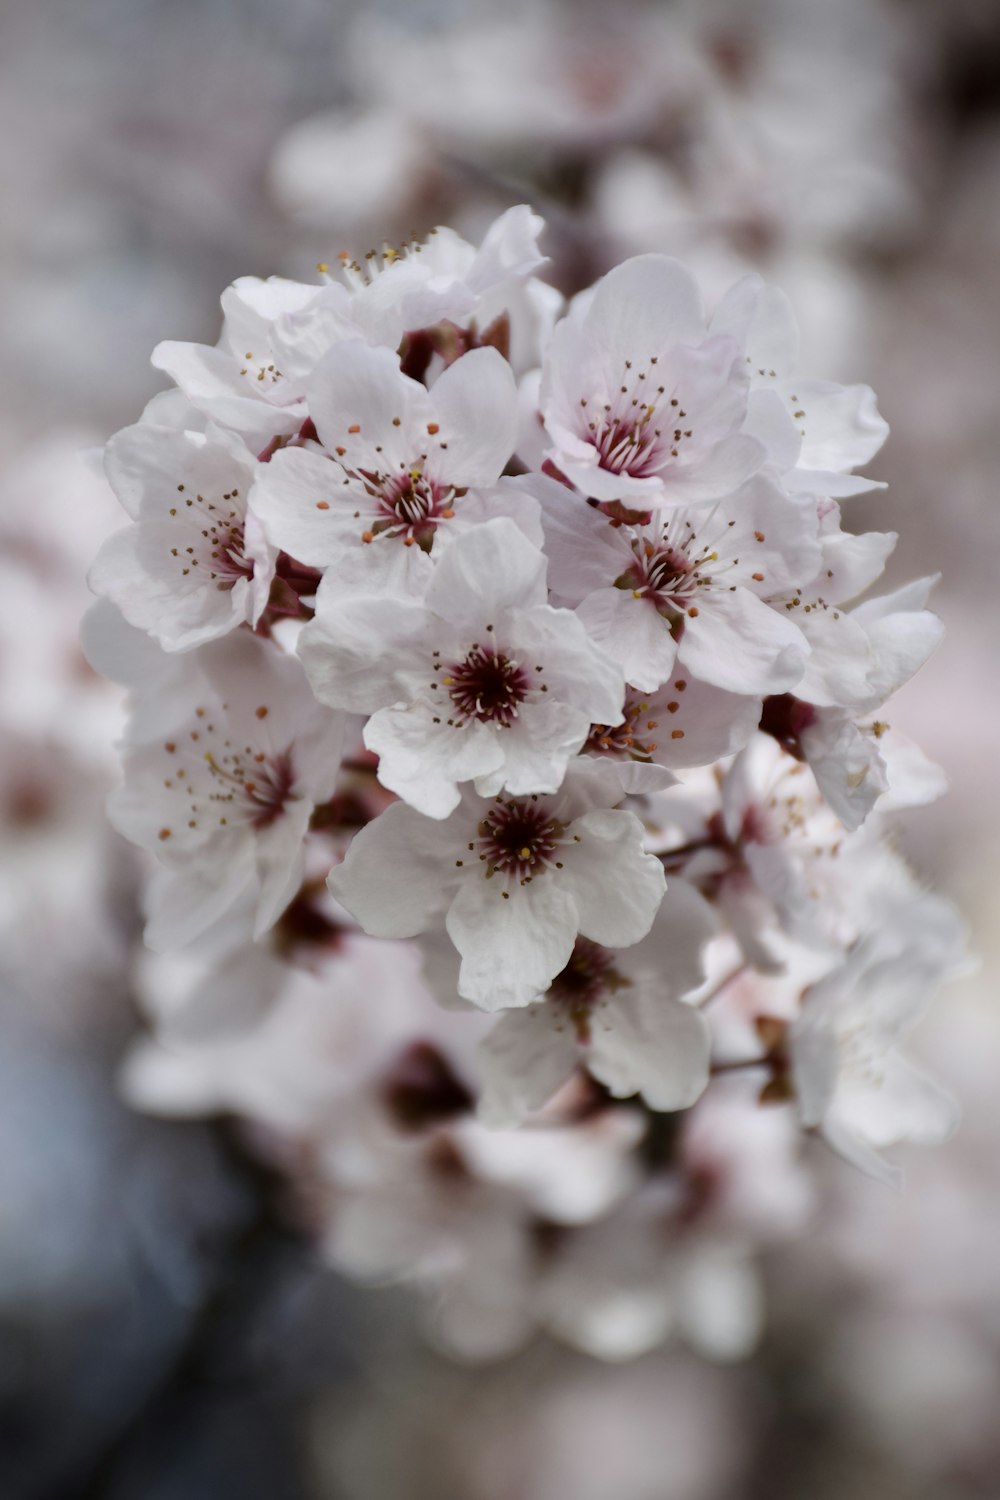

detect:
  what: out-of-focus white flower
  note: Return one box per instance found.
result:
[108,632,343,948]
[90,423,275,651]
[791,894,969,1185]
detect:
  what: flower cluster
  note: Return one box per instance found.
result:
[88,208,966,1361]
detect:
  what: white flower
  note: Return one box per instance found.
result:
[796,710,946,831]
[541,473,817,694]
[477,879,717,1124]
[711,274,890,498]
[319,1105,643,1361]
[585,678,762,774]
[535,1182,766,1363]
[249,341,527,596]
[328,761,667,1010]
[760,575,945,829]
[539,254,764,506]
[774,501,897,710]
[123,934,472,1131]
[656,736,908,967]
[299,517,624,817]
[109,633,343,949]
[152,275,332,449]
[791,894,967,1185]
[714,735,866,956]
[336,204,548,351]
[80,599,213,747]
[89,423,275,652]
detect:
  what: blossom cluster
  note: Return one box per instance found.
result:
[87,207,966,1361]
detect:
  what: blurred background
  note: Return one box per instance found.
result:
[1,0,999,1495]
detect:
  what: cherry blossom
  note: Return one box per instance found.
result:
[82,201,968,1369]
[711,274,890,499]
[89,423,275,652]
[329,761,666,1010]
[758,575,946,828]
[539,254,765,506]
[152,275,331,449]
[477,878,717,1124]
[791,894,968,1185]
[331,203,548,351]
[541,472,818,694]
[299,517,624,816]
[109,632,343,948]
[249,341,527,596]
[652,736,916,969]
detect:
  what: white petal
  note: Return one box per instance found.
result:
[795,610,873,708]
[559,808,666,948]
[427,347,518,487]
[577,588,678,694]
[634,879,719,996]
[477,1007,579,1126]
[585,254,707,362]
[447,876,580,1010]
[298,595,431,711]
[508,606,625,728]
[307,339,431,466]
[679,591,807,696]
[538,479,632,601]
[791,379,889,476]
[711,276,799,377]
[800,713,886,830]
[327,800,457,937]
[466,204,547,292]
[143,852,255,952]
[253,797,313,937]
[476,698,591,799]
[365,708,503,819]
[249,445,360,566]
[424,515,547,626]
[589,989,711,1111]
[648,679,761,769]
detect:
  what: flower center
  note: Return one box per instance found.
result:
[624,535,698,605]
[550,938,615,1007]
[476,797,561,882]
[548,939,629,1044]
[580,359,691,480]
[204,748,295,829]
[382,468,437,526]
[586,690,660,759]
[381,1042,473,1131]
[445,645,530,726]
[208,522,255,588]
[356,464,461,549]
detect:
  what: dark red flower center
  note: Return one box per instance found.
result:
[476,798,560,881]
[446,645,530,726]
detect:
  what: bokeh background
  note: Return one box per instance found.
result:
[1,0,999,1495]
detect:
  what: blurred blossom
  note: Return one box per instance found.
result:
[269,0,923,375]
